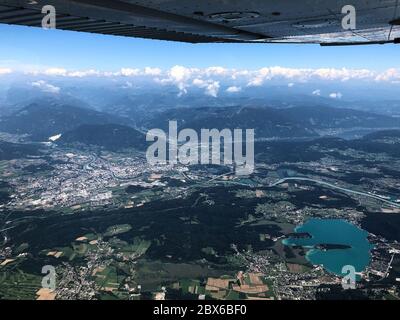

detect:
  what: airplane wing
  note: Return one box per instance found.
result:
[0,0,399,45]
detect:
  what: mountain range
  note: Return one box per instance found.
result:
[0,99,399,151]
[59,124,146,151]
[144,105,399,139]
[0,102,132,141]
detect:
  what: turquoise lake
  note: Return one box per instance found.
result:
[283,219,373,276]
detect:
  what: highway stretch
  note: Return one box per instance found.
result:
[269,177,400,208]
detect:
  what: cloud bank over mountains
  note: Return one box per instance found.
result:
[1,65,400,98]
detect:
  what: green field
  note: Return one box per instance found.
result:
[0,269,42,300]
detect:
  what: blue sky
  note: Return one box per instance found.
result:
[0,24,399,72]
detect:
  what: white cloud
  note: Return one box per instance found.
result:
[226,86,242,93]
[192,78,206,87]
[374,68,400,82]
[31,80,60,94]
[231,69,249,80]
[14,66,400,85]
[119,68,140,77]
[311,68,374,81]
[156,65,196,96]
[9,65,400,99]
[245,66,382,86]
[204,66,228,76]
[269,66,304,79]
[246,67,268,86]
[144,67,162,76]
[247,67,305,86]
[67,69,101,77]
[192,78,220,97]
[26,67,102,77]
[43,68,68,76]
[329,92,342,99]
[247,77,264,87]
[205,81,220,97]
[169,65,193,82]
[0,68,12,75]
